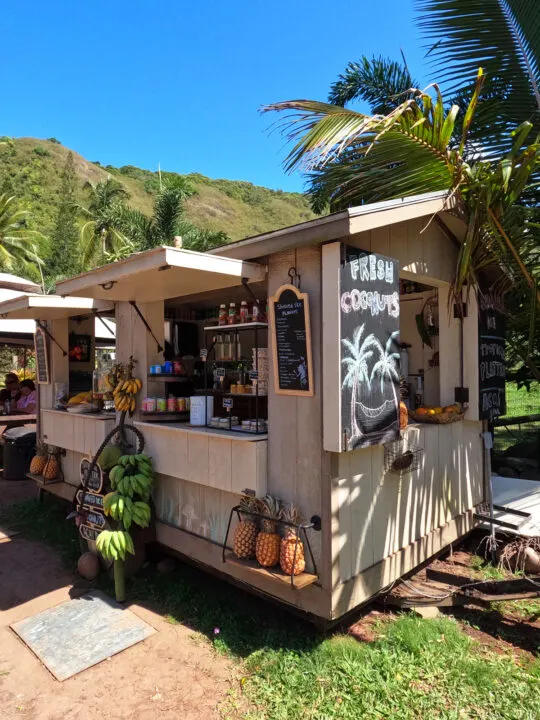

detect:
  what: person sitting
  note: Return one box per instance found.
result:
[0,373,21,410]
[16,379,37,415]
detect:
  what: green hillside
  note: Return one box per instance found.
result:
[0,136,317,255]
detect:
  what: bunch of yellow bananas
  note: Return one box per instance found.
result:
[113,377,142,414]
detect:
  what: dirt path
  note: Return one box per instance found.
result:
[0,481,240,720]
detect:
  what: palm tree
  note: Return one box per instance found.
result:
[79,179,130,266]
[0,194,43,273]
[117,180,228,253]
[265,70,540,379]
[341,324,377,440]
[370,331,401,413]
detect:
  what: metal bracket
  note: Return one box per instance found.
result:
[36,320,68,357]
[129,301,164,354]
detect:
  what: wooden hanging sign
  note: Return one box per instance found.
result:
[80,458,104,494]
[34,326,50,385]
[269,283,313,396]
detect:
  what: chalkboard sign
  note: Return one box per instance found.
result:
[76,489,104,511]
[478,293,506,422]
[79,524,99,542]
[80,459,104,493]
[340,247,400,451]
[269,283,313,396]
[34,326,50,385]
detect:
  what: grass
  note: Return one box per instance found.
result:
[3,496,540,719]
[493,382,540,454]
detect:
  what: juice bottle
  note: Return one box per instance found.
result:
[239,300,249,323]
[218,304,227,326]
[228,302,237,325]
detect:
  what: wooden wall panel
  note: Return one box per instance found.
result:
[135,422,267,496]
[153,472,240,546]
[41,411,115,456]
[267,246,326,571]
[335,421,483,584]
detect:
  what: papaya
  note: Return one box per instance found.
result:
[98,445,123,471]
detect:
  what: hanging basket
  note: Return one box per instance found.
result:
[408,409,465,425]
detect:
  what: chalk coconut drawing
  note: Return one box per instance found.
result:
[342,326,400,448]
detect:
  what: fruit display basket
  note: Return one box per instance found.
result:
[222,504,321,589]
[408,407,465,424]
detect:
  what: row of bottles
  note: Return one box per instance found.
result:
[218,300,266,326]
[214,335,242,362]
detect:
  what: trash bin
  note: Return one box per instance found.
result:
[2,426,37,480]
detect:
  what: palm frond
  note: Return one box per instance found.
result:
[416,0,540,150]
[328,56,418,112]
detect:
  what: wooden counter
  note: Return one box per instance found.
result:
[134,421,267,495]
[41,409,116,455]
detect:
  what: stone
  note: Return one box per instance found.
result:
[156,557,176,575]
[504,457,538,474]
[77,552,100,580]
[504,440,539,460]
[411,605,440,619]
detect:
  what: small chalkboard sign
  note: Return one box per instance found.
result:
[79,524,99,542]
[76,489,104,511]
[85,511,106,530]
[269,284,313,396]
[478,293,506,422]
[223,397,234,410]
[80,458,104,494]
[340,246,400,451]
[216,367,226,379]
[34,326,50,385]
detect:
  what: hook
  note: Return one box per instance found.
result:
[288,266,301,289]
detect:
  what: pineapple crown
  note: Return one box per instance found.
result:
[281,503,303,526]
[238,494,262,517]
[261,494,282,520]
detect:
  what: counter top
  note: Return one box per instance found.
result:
[41,408,116,421]
[133,420,268,442]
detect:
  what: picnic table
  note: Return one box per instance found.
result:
[0,414,36,434]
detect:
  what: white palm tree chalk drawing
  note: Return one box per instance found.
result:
[370,330,400,412]
[342,326,400,447]
[341,324,377,439]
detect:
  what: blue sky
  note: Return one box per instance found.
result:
[3,1,427,192]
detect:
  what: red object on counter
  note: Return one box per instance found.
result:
[173,361,184,375]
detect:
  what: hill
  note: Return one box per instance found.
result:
[0,137,317,251]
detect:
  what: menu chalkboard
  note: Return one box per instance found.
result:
[340,246,400,451]
[269,283,313,396]
[478,293,506,422]
[34,326,50,385]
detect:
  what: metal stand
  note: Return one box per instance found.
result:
[222,505,321,588]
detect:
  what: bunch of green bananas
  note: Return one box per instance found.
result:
[103,493,151,530]
[96,529,135,561]
[109,454,153,500]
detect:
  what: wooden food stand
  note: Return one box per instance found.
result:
[3,191,492,621]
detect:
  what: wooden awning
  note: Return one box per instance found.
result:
[0,294,113,321]
[55,246,266,302]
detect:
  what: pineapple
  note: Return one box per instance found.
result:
[255,495,282,567]
[233,495,261,559]
[29,443,48,476]
[43,453,60,481]
[280,504,306,576]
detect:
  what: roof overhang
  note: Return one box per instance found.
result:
[0,294,113,321]
[56,246,266,301]
[211,191,462,261]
